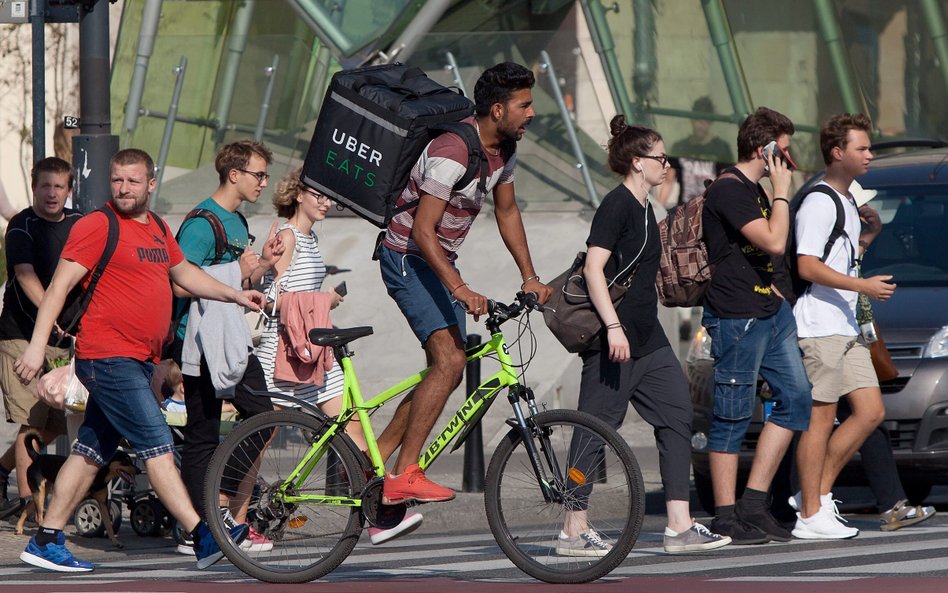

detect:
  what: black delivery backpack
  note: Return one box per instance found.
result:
[301,63,475,227]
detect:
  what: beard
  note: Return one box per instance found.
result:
[497,116,528,142]
[112,193,149,217]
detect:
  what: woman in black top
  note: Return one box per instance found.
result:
[557,116,730,557]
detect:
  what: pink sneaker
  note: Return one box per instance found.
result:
[367,511,423,545]
[239,527,273,552]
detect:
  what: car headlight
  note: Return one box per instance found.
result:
[923,325,948,358]
[687,326,712,363]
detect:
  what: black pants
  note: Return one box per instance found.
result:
[569,345,694,505]
[174,341,273,519]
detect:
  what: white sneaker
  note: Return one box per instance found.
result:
[176,543,196,556]
[792,506,859,540]
[555,529,612,557]
[789,491,849,526]
[367,511,423,545]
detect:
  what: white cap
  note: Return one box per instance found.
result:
[849,180,877,207]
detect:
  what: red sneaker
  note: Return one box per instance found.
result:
[382,464,455,504]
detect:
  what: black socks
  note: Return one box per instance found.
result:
[35,527,61,546]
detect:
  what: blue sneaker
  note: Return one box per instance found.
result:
[20,533,94,572]
[193,520,249,569]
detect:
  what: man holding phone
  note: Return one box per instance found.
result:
[788,113,890,539]
[701,107,812,544]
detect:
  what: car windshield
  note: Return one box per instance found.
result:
[861,185,948,286]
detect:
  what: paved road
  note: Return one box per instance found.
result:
[2,493,947,593]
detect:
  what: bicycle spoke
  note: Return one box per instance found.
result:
[485,410,644,584]
[204,411,365,583]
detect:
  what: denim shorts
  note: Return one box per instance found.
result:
[73,357,174,465]
[703,301,812,454]
[379,245,467,346]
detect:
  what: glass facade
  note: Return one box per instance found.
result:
[108,0,948,211]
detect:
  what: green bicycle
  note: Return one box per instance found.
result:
[203,292,644,584]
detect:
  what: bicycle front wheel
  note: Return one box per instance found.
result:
[485,409,644,583]
[204,409,366,583]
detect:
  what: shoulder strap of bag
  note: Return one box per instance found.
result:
[179,208,242,265]
[58,207,121,337]
[392,121,517,220]
[801,186,849,264]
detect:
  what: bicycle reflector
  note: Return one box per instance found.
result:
[288,516,308,528]
[567,467,587,485]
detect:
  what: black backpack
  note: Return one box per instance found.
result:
[301,63,509,228]
[57,207,168,343]
[773,186,848,305]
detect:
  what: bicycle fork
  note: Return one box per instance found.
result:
[505,385,566,504]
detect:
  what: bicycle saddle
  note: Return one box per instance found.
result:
[308,326,374,347]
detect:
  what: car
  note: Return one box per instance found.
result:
[688,141,948,516]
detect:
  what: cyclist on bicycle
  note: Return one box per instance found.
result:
[377,62,551,529]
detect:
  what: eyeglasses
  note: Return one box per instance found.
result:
[640,154,669,167]
[238,169,270,184]
[303,188,332,204]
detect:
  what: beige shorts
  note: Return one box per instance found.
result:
[0,339,69,434]
[799,335,879,404]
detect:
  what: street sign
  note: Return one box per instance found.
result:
[63,115,80,129]
[0,1,29,24]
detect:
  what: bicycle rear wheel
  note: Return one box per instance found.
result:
[485,409,644,583]
[203,409,366,583]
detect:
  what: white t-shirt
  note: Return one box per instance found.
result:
[792,182,862,338]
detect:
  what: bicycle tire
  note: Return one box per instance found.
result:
[203,409,366,583]
[484,409,644,583]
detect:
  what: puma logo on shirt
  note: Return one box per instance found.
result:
[137,247,170,263]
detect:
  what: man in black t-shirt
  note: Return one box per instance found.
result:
[700,108,812,545]
[0,158,81,518]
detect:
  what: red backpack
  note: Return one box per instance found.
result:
[656,172,738,307]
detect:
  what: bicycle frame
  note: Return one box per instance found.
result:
[278,330,523,508]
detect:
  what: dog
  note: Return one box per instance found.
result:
[16,433,139,548]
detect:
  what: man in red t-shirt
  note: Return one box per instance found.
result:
[14,149,265,573]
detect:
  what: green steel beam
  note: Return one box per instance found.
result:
[580,0,635,120]
[214,0,256,144]
[812,0,867,115]
[632,0,656,123]
[920,0,948,100]
[701,0,753,119]
[288,0,351,56]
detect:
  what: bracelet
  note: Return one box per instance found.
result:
[773,197,790,206]
[605,322,624,330]
[520,274,540,289]
[449,282,468,296]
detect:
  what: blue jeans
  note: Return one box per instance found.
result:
[703,301,811,454]
[379,245,467,346]
[73,357,174,465]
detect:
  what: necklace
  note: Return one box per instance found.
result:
[474,119,500,156]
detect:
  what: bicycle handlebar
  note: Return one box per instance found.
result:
[485,291,544,331]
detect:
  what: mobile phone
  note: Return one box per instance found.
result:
[762,141,782,164]
[334,281,347,297]
[762,140,797,170]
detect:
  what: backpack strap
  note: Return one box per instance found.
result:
[390,121,516,218]
[58,207,121,337]
[179,208,230,265]
[800,186,849,264]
